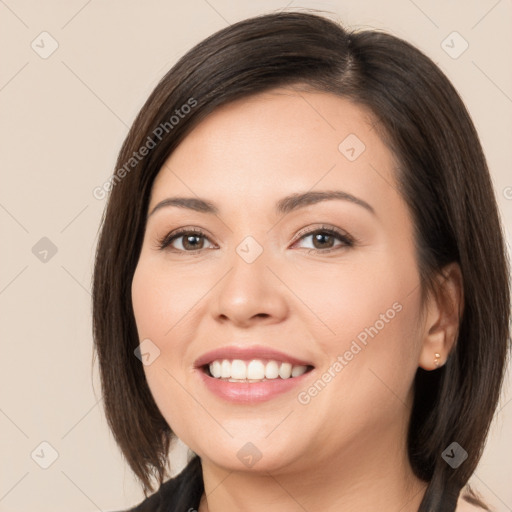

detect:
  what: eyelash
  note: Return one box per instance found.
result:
[156,225,356,255]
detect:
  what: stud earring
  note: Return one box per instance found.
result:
[434,352,441,368]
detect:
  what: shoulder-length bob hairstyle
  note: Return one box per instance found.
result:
[92,10,511,512]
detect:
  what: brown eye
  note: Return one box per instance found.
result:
[158,228,214,252]
[294,226,354,253]
[180,233,206,250]
[311,232,336,249]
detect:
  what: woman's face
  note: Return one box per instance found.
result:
[131,88,427,475]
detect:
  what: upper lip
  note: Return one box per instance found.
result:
[194,345,314,369]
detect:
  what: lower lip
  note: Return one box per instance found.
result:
[197,368,314,404]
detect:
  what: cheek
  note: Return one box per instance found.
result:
[297,250,423,400]
[131,257,207,341]
[131,262,195,437]
[295,275,422,443]
[291,253,418,348]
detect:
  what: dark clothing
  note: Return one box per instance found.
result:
[118,455,204,512]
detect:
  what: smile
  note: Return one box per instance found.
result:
[205,358,313,382]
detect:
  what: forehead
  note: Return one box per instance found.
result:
[149,88,400,215]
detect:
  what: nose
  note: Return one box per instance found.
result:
[212,242,289,328]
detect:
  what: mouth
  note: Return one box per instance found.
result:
[197,359,315,403]
[202,358,315,383]
[194,345,316,403]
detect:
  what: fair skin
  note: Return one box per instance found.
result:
[131,88,466,511]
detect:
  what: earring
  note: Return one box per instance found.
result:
[434,352,441,368]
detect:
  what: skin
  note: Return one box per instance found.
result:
[131,87,464,511]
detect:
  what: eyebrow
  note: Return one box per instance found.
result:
[147,190,376,218]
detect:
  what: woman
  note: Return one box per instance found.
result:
[92,10,511,512]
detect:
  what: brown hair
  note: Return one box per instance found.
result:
[92,10,511,511]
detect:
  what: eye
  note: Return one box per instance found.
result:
[292,225,354,253]
[157,228,215,253]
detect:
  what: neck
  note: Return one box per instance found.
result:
[197,424,428,512]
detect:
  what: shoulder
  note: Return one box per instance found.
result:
[111,455,204,512]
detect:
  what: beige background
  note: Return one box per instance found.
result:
[1,1,511,511]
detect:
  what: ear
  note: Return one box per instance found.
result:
[418,262,464,371]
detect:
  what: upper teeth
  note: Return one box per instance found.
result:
[208,359,309,381]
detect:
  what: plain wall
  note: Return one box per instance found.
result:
[1,1,511,511]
